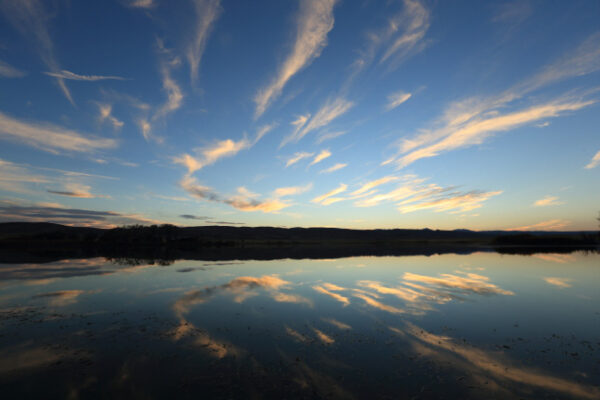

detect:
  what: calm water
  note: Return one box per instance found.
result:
[0,252,599,399]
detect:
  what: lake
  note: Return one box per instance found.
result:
[0,251,599,399]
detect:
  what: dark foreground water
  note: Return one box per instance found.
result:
[0,251,599,399]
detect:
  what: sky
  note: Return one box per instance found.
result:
[0,0,599,231]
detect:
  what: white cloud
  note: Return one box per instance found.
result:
[180,175,289,213]
[153,64,183,121]
[309,149,331,166]
[316,130,347,144]
[98,104,124,129]
[0,112,117,153]
[320,163,347,174]
[379,0,430,65]
[394,99,594,168]
[273,183,312,197]
[0,59,26,78]
[351,176,398,196]
[386,32,600,168]
[44,70,126,81]
[174,125,272,174]
[0,0,73,103]
[187,0,221,84]
[533,195,564,207]
[254,0,337,117]
[282,97,354,146]
[398,190,502,213]
[386,91,412,111]
[312,183,347,206]
[584,149,600,169]
[285,151,313,167]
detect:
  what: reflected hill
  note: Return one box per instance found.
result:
[0,222,597,264]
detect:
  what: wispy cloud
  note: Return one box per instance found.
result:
[584,149,600,169]
[0,0,73,103]
[153,63,184,121]
[386,90,412,111]
[285,151,314,167]
[47,183,109,199]
[379,0,430,65]
[352,0,429,76]
[44,70,126,81]
[180,176,289,213]
[128,0,157,8]
[509,219,571,231]
[282,97,354,146]
[533,195,564,207]
[394,99,594,168]
[273,183,312,197]
[187,0,221,84]
[388,32,600,168]
[254,0,337,117]
[398,190,502,214]
[320,163,346,174]
[312,183,347,206]
[174,125,273,174]
[309,149,331,166]
[316,130,347,144]
[543,277,572,288]
[0,112,117,153]
[351,176,398,196]
[98,104,124,129]
[0,202,160,228]
[0,59,26,78]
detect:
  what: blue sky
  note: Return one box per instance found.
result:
[0,0,599,230]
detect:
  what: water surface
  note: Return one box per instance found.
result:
[1,252,599,399]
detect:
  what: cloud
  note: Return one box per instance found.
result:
[254,0,337,117]
[398,190,503,213]
[394,99,594,168]
[180,175,289,213]
[543,277,572,288]
[386,91,412,111]
[379,0,430,65]
[153,63,184,121]
[285,151,314,167]
[585,149,600,169]
[273,183,312,197]
[311,183,347,205]
[0,112,117,153]
[351,176,398,196]
[0,202,160,228]
[175,125,272,174]
[309,149,331,166]
[187,0,221,84]
[388,32,600,168]
[98,104,124,129]
[282,97,354,146]
[180,214,209,220]
[533,195,564,207]
[315,130,347,144]
[128,0,156,8]
[509,219,571,231]
[320,163,346,174]
[0,59,26,78]
[44,70,126,81]
[47,183,109,199]
[0,0,73,103]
